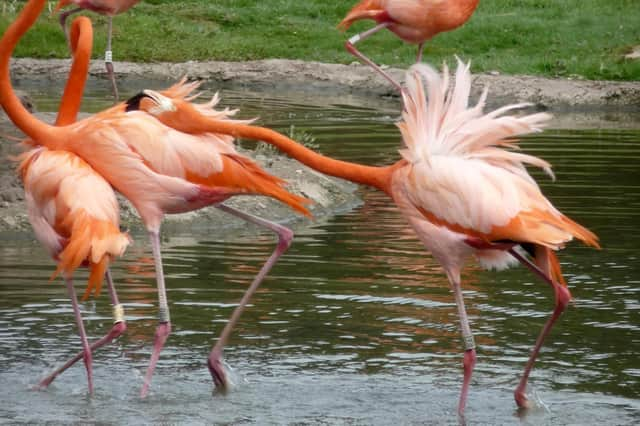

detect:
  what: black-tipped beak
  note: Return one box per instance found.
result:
[125,92,148,112]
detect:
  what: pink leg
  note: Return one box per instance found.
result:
[64,277,94,395]
[104,17,119,103]
[140,230,172,398]
[344,22,407,98]
[208,204,293,391]
[416,42,425,63]
[508,249,571,408]
[446,270,476,415]
[36,269,127,390]
[58,7,82,51]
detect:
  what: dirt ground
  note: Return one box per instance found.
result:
[1,58,639,233]
[8,58,640,107]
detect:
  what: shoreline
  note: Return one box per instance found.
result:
[8,57,640,109]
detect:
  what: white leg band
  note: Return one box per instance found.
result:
[463,334,476,351]
[105,50,113,63]
[158,306,170,323]
[113,303,125,324]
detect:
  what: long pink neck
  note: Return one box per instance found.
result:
[0,0,63,146]
[173,111,399,195]
[56,16,93,126]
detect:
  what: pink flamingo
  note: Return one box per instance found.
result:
[129,61,599,413]
[15,15,130,394]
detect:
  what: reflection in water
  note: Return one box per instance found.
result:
[0,83,639,424]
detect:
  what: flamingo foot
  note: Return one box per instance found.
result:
[208,349,232,393]
[84,350,94,396]
[458,348,476,415]
[34,321,127,391]
[140,321,171,399]
[514,386,531,409]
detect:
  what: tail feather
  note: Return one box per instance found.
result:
[225,154,312,217]
[50,210,130,298]
[534,245,567,288]
[83,256,109,301]
[561,215,600,249]
[338,0,384,31]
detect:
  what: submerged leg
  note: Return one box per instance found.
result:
[208,204,293,391]
[140,230,172,398]
[36,269,127,389]
[104,17,119,103]
[58,7,83,50]
[65,277,94,395]
[344,22,406,96]
[508,248,571,409]
[446,269,477,415]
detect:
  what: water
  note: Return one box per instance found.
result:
[0,79,639,424]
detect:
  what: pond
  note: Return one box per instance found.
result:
[0,78,639,424]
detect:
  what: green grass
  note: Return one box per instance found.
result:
[1,0,639,80]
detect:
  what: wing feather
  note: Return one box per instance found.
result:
[397,60,597,248]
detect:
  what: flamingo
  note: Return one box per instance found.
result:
[338,0,480,93]
[32,15,133,392]
[1,0,310,398]
[54,0,141,101]
[128,62,599,413]
[14,15,130,394]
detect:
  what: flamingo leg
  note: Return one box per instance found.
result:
[207,204,293,391]
[446,270,477,415]
[508,248,571,409]
[104,16,119,103]
[58,7,83,51]
[64,277,94,395]
[416,42,425,63]
[140,230,172,398]
[344,22,406,97]
[36,269,127,390]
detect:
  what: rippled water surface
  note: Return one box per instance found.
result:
[1,80,639,424]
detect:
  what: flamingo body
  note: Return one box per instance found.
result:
[55,0,139,16]
[18,148,129,298]
[390,64,598,271]
[340,0,479,45]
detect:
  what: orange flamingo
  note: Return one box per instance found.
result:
[54,0,141,101]
[129,62,598,413]
[14,15,130,394]
[1,0,310,398]
[339,0,480,93]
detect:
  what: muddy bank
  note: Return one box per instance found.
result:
[8,58,640,109]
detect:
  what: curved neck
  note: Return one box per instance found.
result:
[0,0,61,145]
[185,114,397,195]
[56,16,93,126]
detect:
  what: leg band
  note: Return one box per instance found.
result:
[158,306,170,323]
[113,303,125,324]
[105,50,113,63]
[463,334,476,351]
